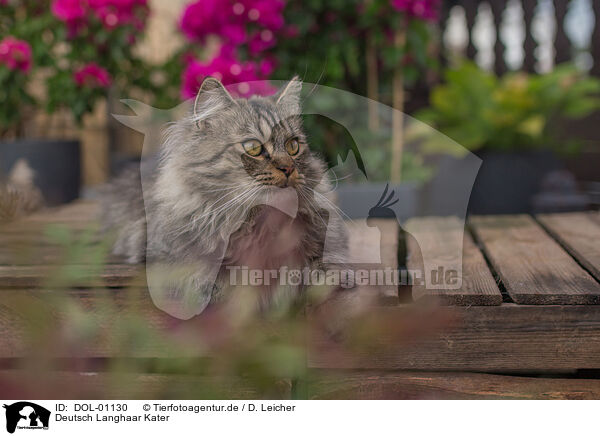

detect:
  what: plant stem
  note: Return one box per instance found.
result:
[366,31,379,131]
[390,26,406,183]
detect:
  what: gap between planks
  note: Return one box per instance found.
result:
[305,370,600,399]
[405,216,502,306]
[470,214,600,305]
[536,212,600,283]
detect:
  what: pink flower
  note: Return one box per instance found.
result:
[52,0,149,33]
[181,48,274,99]
[73,63,111,88]
[179,0,285,46]
[0,37,32,73]
[51,0,86,22]
[89,0,149,30]
[221,23,247,44]
[259,57,276,76]
[248,29,276,55]
[248,0,285,31]
[391,0,441,21]
[179,0,224,42]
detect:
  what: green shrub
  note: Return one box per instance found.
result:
[416,62,600,153]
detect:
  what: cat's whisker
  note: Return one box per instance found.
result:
[297,188,329,232]
[171,186,260,237]
[310,188,353,222]
[200,187,264,239]
[194,186,260,226]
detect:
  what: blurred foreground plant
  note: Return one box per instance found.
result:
[0,221,454,399]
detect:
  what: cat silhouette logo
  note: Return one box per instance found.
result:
[3,402,50,434]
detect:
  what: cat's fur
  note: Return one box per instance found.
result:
[101,77,350,313]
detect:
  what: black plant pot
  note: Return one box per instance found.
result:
[469,150,562,214]
[0,139,81,206]
[422,150,564,215]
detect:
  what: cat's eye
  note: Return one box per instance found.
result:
[285,138,300,156]
[242,139,263,156]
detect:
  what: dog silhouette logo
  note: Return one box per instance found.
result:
[3,402,50,434]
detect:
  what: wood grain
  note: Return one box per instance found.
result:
[308,304,600,371]
[0,370,290,400]
[470,215,600,304]
[537,212,600,281]
[406,216,502,305]
[0,201,99,227]
[0,264,143,288]
[307,371,600,399]
[346,219,399,304]
[3,290,600,372]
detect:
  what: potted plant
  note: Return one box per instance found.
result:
[416,62,600,214]
[0,0,79,206]
[0,0,151,206]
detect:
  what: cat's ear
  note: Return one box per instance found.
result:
[273,76,302,113]
[193,77,236,128]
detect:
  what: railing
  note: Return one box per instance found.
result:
[437,0,600,75]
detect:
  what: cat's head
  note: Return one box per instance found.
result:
[176,76,324,192]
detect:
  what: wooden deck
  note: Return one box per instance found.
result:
[1,201,600,399]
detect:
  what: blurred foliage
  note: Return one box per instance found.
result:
[272,0,436,97]
[0,0,153,135]
[415,62,600,154]
[268,0,437,181]
[45,1,151,124]
[0,1,54,137]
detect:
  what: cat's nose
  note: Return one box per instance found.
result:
[277,165,294,177]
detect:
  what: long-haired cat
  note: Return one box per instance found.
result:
[102,77,351,318]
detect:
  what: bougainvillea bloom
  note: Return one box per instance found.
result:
[51,0,149,33]
[179,0,287,98]
[180,0,285,46]
[181,47,274,99]
[391,0,441,21]
[51,0,86,22]
[0,37,32,73]
[74,63,112,88]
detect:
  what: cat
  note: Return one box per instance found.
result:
[101,76,352,318]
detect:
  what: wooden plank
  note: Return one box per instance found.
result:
[470,215,600,304]
[0,264,143,288]
[406,216,502,305]
[307,371,600,399]
[0,288,179,358]
[0,201,99,227]
[0,370,290,400]
[4,289,600,372]
[346,219,399,304]
[537,212,600,282]
[308,304,600,371]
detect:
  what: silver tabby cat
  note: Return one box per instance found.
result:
[101,77,350,317]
